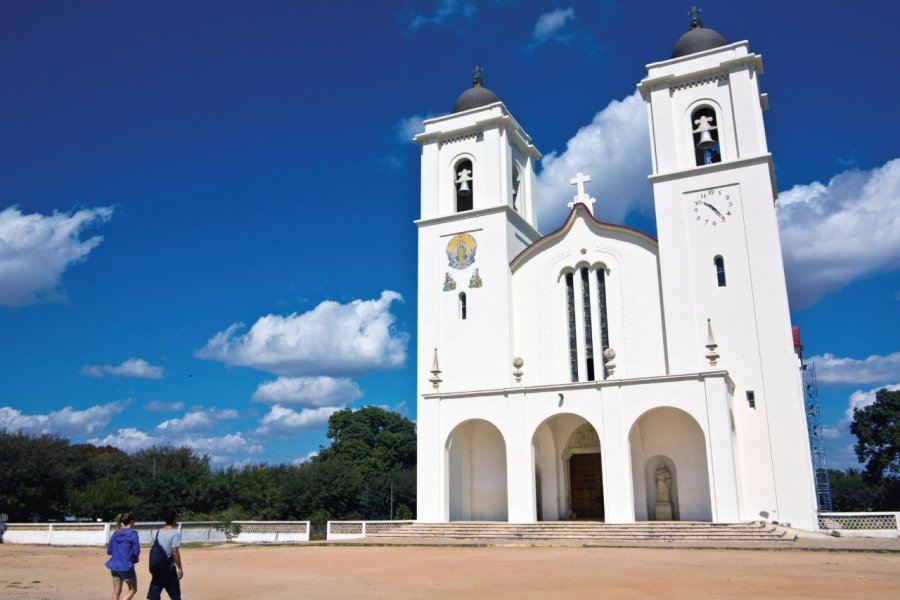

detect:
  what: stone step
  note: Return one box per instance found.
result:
[365,521,794,542]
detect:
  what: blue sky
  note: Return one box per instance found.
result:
[1,0,897,469]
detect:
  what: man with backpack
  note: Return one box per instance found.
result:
[148,509,183,600]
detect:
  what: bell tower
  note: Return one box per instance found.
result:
[638,8,817,529]
[414,68,541,521]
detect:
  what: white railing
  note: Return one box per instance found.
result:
[1,520,310,546]
[326,520,414,540]
[817,512,900,538]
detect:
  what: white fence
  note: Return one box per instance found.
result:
[326,520,414,540]
[817,512,900,538]
[1,520,310,546]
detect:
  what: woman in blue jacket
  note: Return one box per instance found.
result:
[105,512,140,600]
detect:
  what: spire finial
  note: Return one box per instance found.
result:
[472,64,484,87]
[688,6,703,29]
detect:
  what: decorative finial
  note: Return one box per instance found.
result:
[705,318,720,367]
[688,6,703,29]
[512,357,524,384]
[472,64,484,87]
[429,348,443,390]
[603,348,617,378]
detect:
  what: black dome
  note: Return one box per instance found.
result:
[671,26,727,58]
[453,83,501,113]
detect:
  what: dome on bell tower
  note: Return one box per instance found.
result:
[453,65,502,113]
[671,7,727,59]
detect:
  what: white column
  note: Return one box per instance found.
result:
[703,377,741,522]
[600,386,634,523]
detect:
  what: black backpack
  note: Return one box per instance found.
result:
[148,531,172,574]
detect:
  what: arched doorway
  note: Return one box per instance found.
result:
[628,407,711,521]
[532,415,604,521]
[446,419,507,521]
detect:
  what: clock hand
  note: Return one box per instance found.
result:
[702,201,726,221]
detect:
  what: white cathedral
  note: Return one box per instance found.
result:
[413,13,818,531]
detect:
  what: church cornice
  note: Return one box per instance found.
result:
[421,370,734,400]
[415,106,541,160]
[414,204,540,240]
[648,153,778,199]
[509,203,657,272]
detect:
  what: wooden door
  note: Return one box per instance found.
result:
[570,453,604,520]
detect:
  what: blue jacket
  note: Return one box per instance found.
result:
[105,527,140,572]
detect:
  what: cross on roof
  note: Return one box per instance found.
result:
[688,6,703,28]
[567,172,596,215]
[472,64,484,86]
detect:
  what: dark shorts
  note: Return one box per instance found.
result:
[110,567,137,581]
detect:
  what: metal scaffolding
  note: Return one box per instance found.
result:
[803,362,833,511]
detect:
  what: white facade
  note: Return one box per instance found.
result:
[415,36,818,530]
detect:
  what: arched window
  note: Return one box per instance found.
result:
[455,160,473,212]
[580,268,595,381]
[459,292,467,320]
[714,255,726,287]
[691,106,721,166]
[564,272,578,382]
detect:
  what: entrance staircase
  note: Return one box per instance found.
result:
[364,521,795,544]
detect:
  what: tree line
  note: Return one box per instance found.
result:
[0,406,416,525]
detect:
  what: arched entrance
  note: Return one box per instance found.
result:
[446,419,507,521]
[532,415,604,521]
[628,407,711,521]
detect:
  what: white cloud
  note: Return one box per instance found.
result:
[196,291,408,377]
[256,405,340,437]
[534,91,651,232]
[144,400,185,412]
[293,450,319,466]
[81,357,164,380]
[90,427,160,453]
[0,205,114,306]
[843,383,900,424]
[528,7,577,50]
[408,0,477,31]
[777,158,900,309]
[252,376,362,407]
[808,351,900,387]
[179,433,264,464]
[395,114,434,143]
[0,401,127,437]
[90,427,263,465]
[155,408,238,434]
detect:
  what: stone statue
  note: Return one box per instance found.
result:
[655,463,672,504]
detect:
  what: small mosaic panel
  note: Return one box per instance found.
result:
[443,273,457,291]
[446,233,477,269]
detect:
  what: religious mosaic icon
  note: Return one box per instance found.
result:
[446,233,477,270]
[468,268,482,288]
[442,272,456,291]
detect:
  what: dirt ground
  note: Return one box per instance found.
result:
[2,543,899,599]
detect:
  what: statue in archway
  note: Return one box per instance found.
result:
[655,463,672,504]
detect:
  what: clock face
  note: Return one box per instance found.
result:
[688,184,739,228]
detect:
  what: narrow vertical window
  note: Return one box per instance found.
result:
[714,255,726,287]
[596,269,610,378]
[565,272,578,382]
[691,106,721,166]
[459,292,467,320]
[580,268,595,381]
[455,160,473,212]
[512,165,522,212]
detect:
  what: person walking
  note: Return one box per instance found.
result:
[148,509,183,600]
[105,512,140,600]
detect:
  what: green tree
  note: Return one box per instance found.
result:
[851,388,900,482]
[0,431,71,521]
[68,477,137,521]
